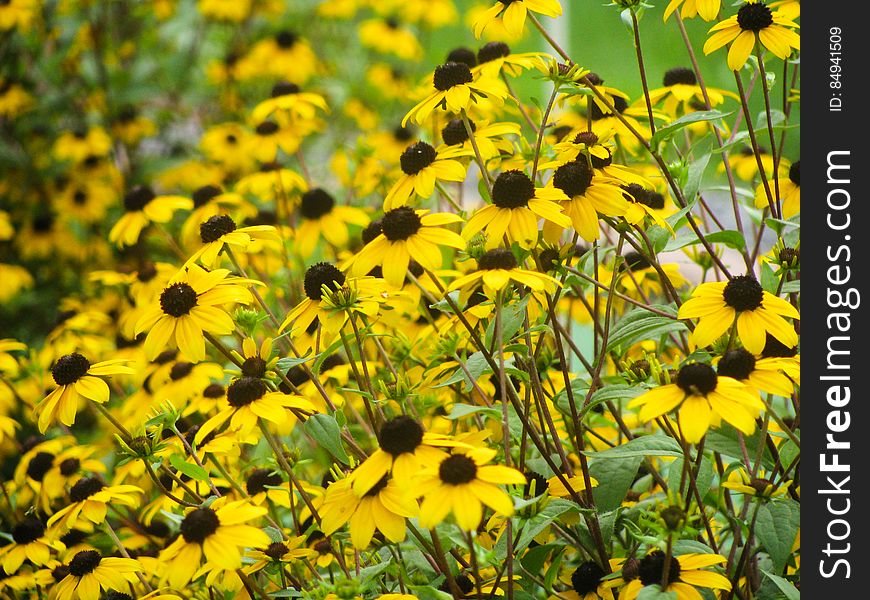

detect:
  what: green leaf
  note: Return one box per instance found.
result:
[303,413,350,464]
[276,354,313,372]
[434,351,492,391]
[520,543,560,576]
[446,403,500,420]
[650,110,733,148]
[705,428,775,470]
[672,540,715,555]
[636,586,678,600]
[606,306,685,352]
[585,434,684,459]
[169,454,209,482]
[590,455,642,512]
[682,143,713,204]
[645,225,673,254]
[662,229,746,252]
[756,499,800,573]
[406,586,452,600]
[484,294,529,347]
[511,499,577,555]
[667,456,714,500]
[760,571,800,600]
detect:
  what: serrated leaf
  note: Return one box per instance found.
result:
[756,499,800,573]
[303,413,350,464]
[585,434,684,459]
[650,110,733,148]
[169,454,209,482]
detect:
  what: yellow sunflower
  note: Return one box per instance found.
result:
[295,187,370,257]
[34,353,134,433]
[663,0,720,22]
[703,1,800,71]
[185,214,278,268]
[417,447,525,531]
[463,170,572,250]
[755,159,799,218]
[134,264,258,363]
[619,551,731,600]
[46,476,143,532]
[628,362,764,443]
[108,186,193,248]
[472,0,562,39]
[384,141,469,210]
[677,275,799,354]
[448,248,560,297]
[351,207,465,288]
[402,61,507,126]
[0,516,64,574]
[52,550,141,600]
[715,347,796,397]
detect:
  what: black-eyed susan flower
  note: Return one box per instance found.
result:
[721,467,790,499]
[0,516,64,574]
[646,67,738,117]
[402,61,507,127]
[663,0,720,22]
[438,118,519,162]
[619,551,731,600]
[463,170,572,250]
[108,186,193,248]
[755,160,799,218]
[715,347,796,397]
[244,536,314,575]
[359,17,423,61]
[448,248,560,297]
[194,375,316,441]
[251,81,329,124]
[52,550,141,600]
[34,353,134,433]
[677,275,799,354]
[180,185,257,249]
[473,41,548,79]
[185,214,278,267]
[53,128,112,164]
[295,188,370,257]
[554,560,623,600]
[417,447,525,531]
[46,476,142,531]
[135,264,257,362]
[158,499,271,587]
[384,142,469,210]
[703,1,800,71]
[349,415,460,495]
[320,475,418,549]
[472,0,562,39]
[628,362,763,443]
[351,207,465,287]
[544,160,630,243]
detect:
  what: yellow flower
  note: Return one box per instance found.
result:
[619,551,730,600]
[417,447,525,531]
[703,1,800,71]
[384,142,469,210]
[0,516,64,574]
[663,0,720,22]
[251,82,329,123]
[134,264,257,362]
[108,186,193,248]
[402,61,507,126]
[628,362,763,443]
[52,127,112,163]
[448,248,560,297]
[158,500,271,587]
[295,187,370,258]
[472,0,562,39]
[46,477,143,531]
[715,347,796,397]
[34,353,134,433]
[185,214,278,268]
[358,18,423,61]
[463,170,572,250]
[755,159,799,218]
[677,275,799,354]
[52,550,141,600]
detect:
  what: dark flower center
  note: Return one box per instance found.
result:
[226,134,238,144]
[717,348,757,380]
[160,282,198,317]
[638,551,681,587]
[523,471,548,497]
[446,47,477,68]
[622,184,664,209]
[737,2,774,31]
[226,376,267,407]
[143,520,170,537]
[788,160,800,185]
[203,383,226,398]
[169,362,195,381]
[761,334,797,358]
[723,275,764,311]
[265,541,290,561]
[538,248,561,272]
[381,206,423,241]
[363,474,390,497]
[137,262,157,282]
[589,96,628,120]
[361,220,383,245]
[478,248,518,271]
[246,468,283,495]
[438,454,477,485]
[378,415,424,456]
[70,476,105,502]
[303,262,346,300]
[393,126,414,142]
[271,81,300,97]
[433,62,473,92]
[663,67,697,87]
[571,561,605,595]
[300,188,336,220]
[12,516,45,544]
[27,452,55,481]
[477,41,511,64]
[442,118,474,146]
[192,185,223,207]
[591,148,613,169]
[68,550,102,577]
[73,189,87,205]
[399,141,437,175]
[676,363,718,396]
[573,131,599,146]
[255,121,279,136]
[51,353,91,386]
[123,186,156,212]
[553,160,594,197]
[180,507,220,543]
[154,350,178,364]
[492,170,535,209]
[59,457,81,476]
[105,593,133,600]
[60,529,89,547]
[623,251,652,271]
[275,30,298,48]
[33,213,55,232]
[241,356,268,378]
